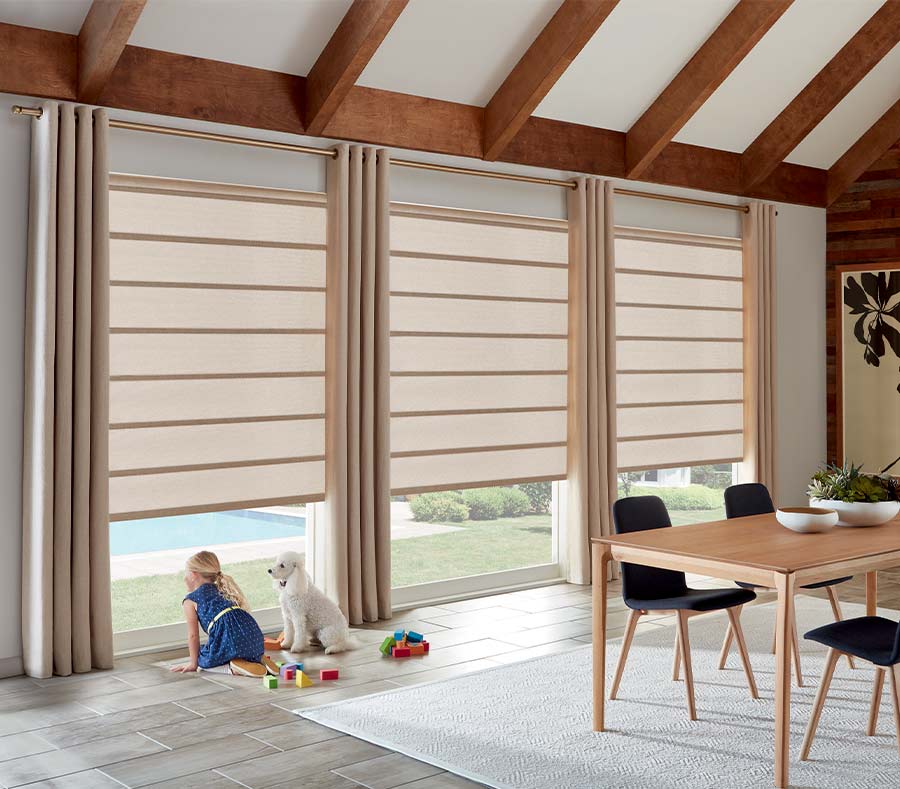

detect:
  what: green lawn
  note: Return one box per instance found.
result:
[669,506,726,526]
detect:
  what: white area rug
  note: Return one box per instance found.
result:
[299,598,900,788]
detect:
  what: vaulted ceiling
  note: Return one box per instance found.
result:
[1,0,899,206]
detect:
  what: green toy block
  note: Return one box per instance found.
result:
[380,635,396,656]
[263,675,278,689]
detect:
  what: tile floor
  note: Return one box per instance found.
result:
[0,574,891,788]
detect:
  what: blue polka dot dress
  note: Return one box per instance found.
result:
[184,583,264,668]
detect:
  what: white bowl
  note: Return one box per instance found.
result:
[776,507,838,533]
[809,499,900,528]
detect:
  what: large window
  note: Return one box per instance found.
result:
[108,174,326,639]
[615,227,745,488]
[388,204,568,595]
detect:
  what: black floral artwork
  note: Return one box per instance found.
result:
[844,269,900,393]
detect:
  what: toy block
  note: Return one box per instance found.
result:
[407,643,426,656]
[320,668,339,681]
[393,630,405,641]
[295,671,313,688]
[380,636,396,656]
[279,661,303,677]
[406,630,424,643]
[423,640,430,653]
[275,661,284,668]
[263,636,282,651]
[284,668,295,681]
[263,675,278,689]
[392,646,411,658]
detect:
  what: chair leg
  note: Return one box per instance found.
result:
[771,617,777,655]
[672,627,681,682]
[718,620,734,670]
[889,665,900,758]
[675,611,697,720]
[610,609,642,700]
[825,586,856,670]
[727,606,759,699]
[800,648,841,761]
[791,613,804,687]
[869,668,886,736]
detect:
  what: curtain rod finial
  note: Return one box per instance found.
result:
[12,105,43,118]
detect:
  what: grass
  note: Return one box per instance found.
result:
[111,507,725,631]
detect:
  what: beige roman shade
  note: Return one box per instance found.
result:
[389,204,568,493]
[615,227,744,471]
[107,175,326,520]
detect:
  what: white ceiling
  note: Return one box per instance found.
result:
[0,0,896,169]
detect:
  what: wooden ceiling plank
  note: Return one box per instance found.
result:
[304,0,409,136]
[78,0,147,103]
[742,0,900,190]
[826,100,900,205]
[482,0,619,162]
[0,22,76,100]
[624,0,793,180]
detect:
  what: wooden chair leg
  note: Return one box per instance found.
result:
[727,606,759,699]
[869,668,886,736]
[800,648,841,761]
[825,586,856,670]
[889,665,900,758]
[771,618,777,655]
[718,620,734,670]
[610,609,642,700]
[791,613,804,688]
[672,626,681,681]
[676,611,697,720]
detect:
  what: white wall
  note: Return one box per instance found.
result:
[0,92,826,673]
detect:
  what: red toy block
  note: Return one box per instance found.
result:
[392,646,411,658]
[423,641,430,653]
[319,668,339,681]
[284,668,295,681]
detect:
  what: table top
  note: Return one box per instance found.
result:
[594,513,900,573]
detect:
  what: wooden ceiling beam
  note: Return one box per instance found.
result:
[742,0,900,191]
[78,0,146,103]
[0,23,826,206]
[826,99,900,205]
[625,0,793,180]
[304,0,408,136]
[482,0,619,162]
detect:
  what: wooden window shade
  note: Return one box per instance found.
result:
[108,174,326,520]
[389,204,568,493]
[615,227,744,472]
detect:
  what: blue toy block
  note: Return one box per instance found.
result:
[393,630,405,641]
[406,630,424,643]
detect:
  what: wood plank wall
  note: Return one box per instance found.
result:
[826,139,900,462]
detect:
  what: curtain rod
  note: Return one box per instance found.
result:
[12,105,750,214]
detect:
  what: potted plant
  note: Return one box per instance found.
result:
[807,462,900,527]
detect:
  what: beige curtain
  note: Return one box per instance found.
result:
[566,178,618,585]
[322,144,392,625]
[22,102,113,678]
[742,202,778,497]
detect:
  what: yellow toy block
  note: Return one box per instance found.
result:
[295,670,314,688]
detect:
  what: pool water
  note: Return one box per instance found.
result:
[110,509,306,556]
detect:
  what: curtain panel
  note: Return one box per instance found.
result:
[742,202,778,497]
[566,178,618,585]
[22,103,113,678]
[322,145,392,625]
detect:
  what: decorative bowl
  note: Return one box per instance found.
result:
[776,507,838,534]
[809,499,900,528]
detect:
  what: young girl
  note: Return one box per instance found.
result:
[170,551,275,677]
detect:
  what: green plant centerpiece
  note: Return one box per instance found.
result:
[807,462,900,527]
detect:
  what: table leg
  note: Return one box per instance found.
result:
[774,572,795,789]
[593,543,610,732]
[866,571,878,616]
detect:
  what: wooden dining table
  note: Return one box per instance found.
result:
[592,512,900,788]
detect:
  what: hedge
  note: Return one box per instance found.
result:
[617,484,723,511]
[409,492,468,522]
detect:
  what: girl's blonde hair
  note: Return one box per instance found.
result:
[186,551,249,610]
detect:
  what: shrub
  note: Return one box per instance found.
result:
[517,482,552,513]
[497,487,531,517]
[409,492,468,522]
[618,484,723,511]
[463,487,505,520]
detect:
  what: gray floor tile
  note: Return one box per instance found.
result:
[142,769,246,788]
[419,607,526,629]
[0,732,166,788]
[18,768,125,788]
[0,731,55,761]
[140,703,297,748]
[333,753,444,788]
[246,719,345,751]
[100,733,276,788]
[266,771,362,789]
[492,618,593,648]
[82,677,231,714]
[0,700,98,737]
[402,773,485,788]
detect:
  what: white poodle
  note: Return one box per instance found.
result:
[267,551,355,655]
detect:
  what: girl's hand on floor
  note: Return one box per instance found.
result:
[170,662,198,673]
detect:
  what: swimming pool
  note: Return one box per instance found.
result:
[110,509,306,556]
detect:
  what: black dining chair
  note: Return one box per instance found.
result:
[610,495,759,720]
[800,616,900,760]
[718,482,855,686]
